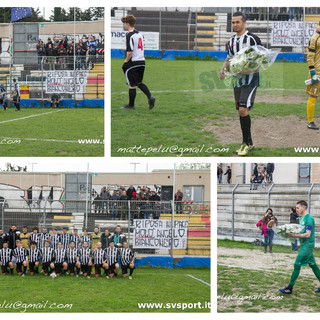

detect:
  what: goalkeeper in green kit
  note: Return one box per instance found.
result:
[279,200,320,294]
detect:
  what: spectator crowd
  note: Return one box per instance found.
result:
[36,35,100,71]
[250,163,274,190]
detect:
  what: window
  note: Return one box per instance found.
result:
[182,185,204,201]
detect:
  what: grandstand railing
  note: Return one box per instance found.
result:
[0,199,211,257]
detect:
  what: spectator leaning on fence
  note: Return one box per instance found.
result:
[110,190,120,220]
[149,190,160,219]
[119,190,128,220]
[100,186,111,214]
[175,189,183,214]
[127,185,136,199]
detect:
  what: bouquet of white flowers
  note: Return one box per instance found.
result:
[224,45,280,85]
[275,224,304,243]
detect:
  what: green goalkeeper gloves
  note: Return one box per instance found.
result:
[310,69,320,85]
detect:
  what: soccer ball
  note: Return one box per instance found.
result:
[50,272,57,279]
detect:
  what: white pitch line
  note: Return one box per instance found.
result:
[218,263,314,278]
[187,274,211,286]
[0,109,66,125]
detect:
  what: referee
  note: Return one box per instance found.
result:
[219,11,261,156]
[121,14,155,110]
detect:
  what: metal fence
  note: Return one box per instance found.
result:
[0,199,210,257]
[112,7,315,53]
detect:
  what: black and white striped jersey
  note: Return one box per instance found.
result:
[227,30,262,87]
[105,247,119,265]
[92,248,107,265]
[119,248,134,266]
[50,234,60,250]
[28,248,41,263]
[13,247,28,263]
[59,233,71,250]
[78,248,92,265]
[0,248,13,264]
[66,248,78,264]
[70,235,80,249]
[41,247,55,263]
[39,233,50,249]
[81,235,92,248]
[55,249,66,263]
[30,233,41,248]
[126,30,145,62]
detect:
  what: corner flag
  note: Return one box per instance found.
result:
[11,7,32,22]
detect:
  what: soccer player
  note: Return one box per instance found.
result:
[92,241,108,278]
[30,227,40,248]
[54,242,67,276]
[50,228,60,250]
[305,23,320,130]
[0,242,13,276]
[279,200,320,294]
[12,78,20,112]
[78,241,92,278]
[28,241,41,276]
[219,11,261,156]
[81,228,92,249]
[120,14,155,110]
[70,229,80,249]
[91,226,102,250]
[119,242,135,279]
[19,226,30,249]
[39,228,50,250]
[59,227,71,250]
[0,84,7,110]
[41,240,55,276]
[66,241,80,277]
[13,240,28,276]
[105,241,119,278]
[50,93,62,108]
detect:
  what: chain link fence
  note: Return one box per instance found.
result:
[0,199,210,257]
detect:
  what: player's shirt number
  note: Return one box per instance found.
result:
[138,38,143,51]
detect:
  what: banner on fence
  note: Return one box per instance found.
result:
[111,29,160,50]
[133,219,188,249]
[45,70,89,94]
[271,21,317,47]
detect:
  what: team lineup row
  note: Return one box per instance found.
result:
[0,239,135,279]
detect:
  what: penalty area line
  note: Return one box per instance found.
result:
[187,274,211,286]
[0,109,66,125]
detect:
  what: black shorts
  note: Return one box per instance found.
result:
[122,61,145,87]
[81,264,91,274]
[29,262,37,272]
[42,262,51,273]
[1,264,10,274]
[121,263,134,274]
[55,263,63,274]
[0,97,5,105]
[234,75,259,110]
[68,263,76,273]
[108,263,118,273]
[94,264,102,275]
[16,262,23,273]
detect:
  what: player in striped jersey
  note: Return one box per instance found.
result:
[0,242,13,275]
[105,241,120,278]
[70,229,80,249]
[92,242,108,278]
[39,228,50,250]
[50,228,60,250]
[13,240,28,276]
[219,11,261,156]
[19,226,30,249]
[77,241,92,278]
[0,83,7,110]
[81,228,92,248]
[28,241,41,276]
[121,14,155,110]
[59,227,71,250]
[91,227,102,250]
[54,242,67,276]
[30,227,40,248]
[66,241,80,277]
[41,240,55,276]
[119,242,135,279]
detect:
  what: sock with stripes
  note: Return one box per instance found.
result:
[23,266,27,274]
[129,88,136,107]
[138,83,151,99]
[129,268,134,276]
[307,96,317,123]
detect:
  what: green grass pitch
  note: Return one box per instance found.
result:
[111,58,311,157]
[0,107,104,157]
[0,267,210,312]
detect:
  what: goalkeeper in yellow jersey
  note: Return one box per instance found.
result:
[306,23,320,130]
